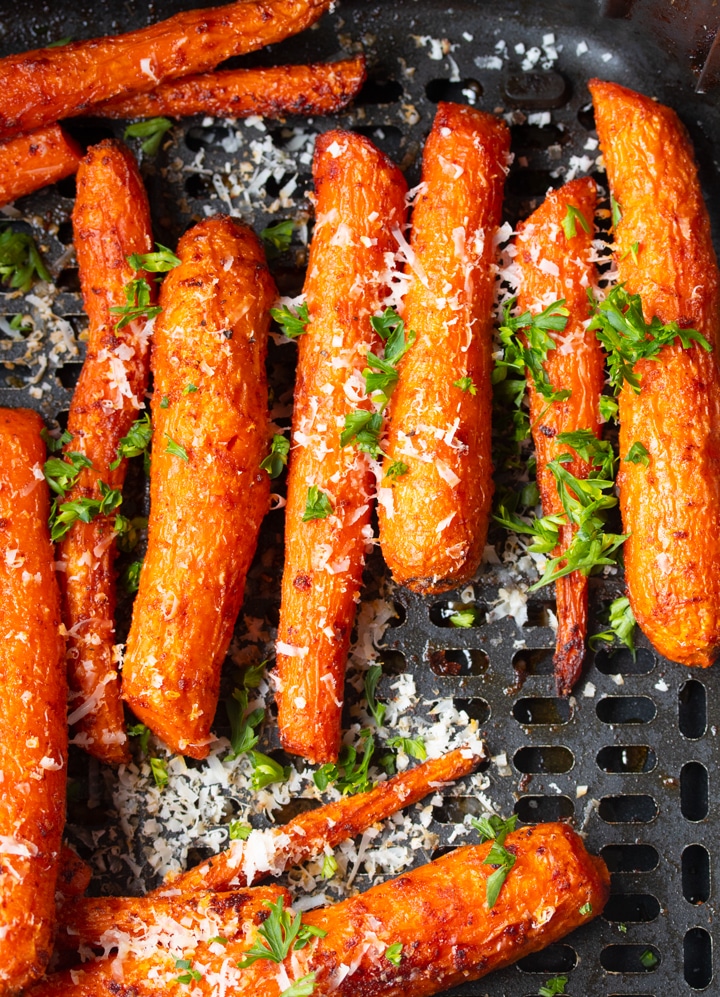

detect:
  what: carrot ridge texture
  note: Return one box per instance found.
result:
[275,129,408,763]
[0,409,67,994]
[590,79,720,667]
[514,177,603,694]
[0,125,82,208]
[378,101,510,593]
[0,0,333,141]
[122,216,275,758]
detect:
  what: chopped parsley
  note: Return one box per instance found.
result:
[260,433,290,478]
[124,117,173,156]
[40,427,72,453]
[589,285,711,393]
[271,301,310,339]
[471,813,518,846]
[322,853,338,879]
[110,277,162,331]
[598,394,618,424]
[0,227,50,293]
[109,412,152,472]
[228,821,252,841]
[225,687,265,760]
[589,595,637,657]
[494,297,571,407]
[483,840,517,908]
[624,440,649,467]
[314,729,374,795]
[620,240,640,264]
[159,395,169,409]
[538,977,568,996]
[49,481,123,542]
[43,450,92,497]
[127,723,150,755]
[385,943,403,966]
[120,559,143,593]
[579,902,593,915]
[385,735,427,761]
[249,751,290,791]
[640,949,659,969]
[302,485,333,521]
[149,756,169,790]
[280,973,318,997]
[126,244,181,273]
[340,409,383,455]
[209,936,228,945]
[385,459,409,480]
[364,663,386,727]
[562,204,590,239]
[164,434,188,462]
[261,219,295,257]
[610,193,622,229]
[237,897,326,968]
[453,375,477,395]
[450,608,481,628]
[182,383,198,395]
[174,957,202,984]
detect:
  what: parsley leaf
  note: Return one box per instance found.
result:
[225,686,265,760]
[364,664,386,727]
[385,943,403,966]
[598,394,618,424]
[579,902,593,915]
[589,285,711,393]
[302,485,333,521]
[314,729,374,795]
[228,820,252,841]
[280,974,318,997]
[340,410,383,456]
[260,434,290,478]
[249,751,290,791]
[562,204,591,239]
[589,595,637,657]
[44,451,92,497]
[109,413,152,472]
[450,608,481,628]
[182,383,198,394]
[386,735,427,761]
[471,813,518,846]
[209,936,228,945]
[495,297,571,405]
[610,193,622,228]
[640,949,658,968]
[49,481,123,542]
[294,924,328,950]
[120,559,143,593]
[237,897,321,968]
[624,441,649,467]
[322,853,338,879]
[365,307,416,400]
[150,756,168,789]
[127,722,150,755]
[126,244,181,273]
[160,395,169,409]
[262,219,295,257]
[271,301,309,339]
[484,840,516,908]
[385,459,409,480]
[41,427,72,453]
[124,117,173,156]
[538,976,568,996]
[164,434,188,462]
[110,277,161,331]
[453,375,477,395]
[0,227,50,293]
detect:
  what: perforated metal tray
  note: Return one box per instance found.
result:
[1,2,719,994]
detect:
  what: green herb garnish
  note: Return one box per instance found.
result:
[49,481,123,542]
[610,193,622,228]
[562,204,590,239]
[109,412,152,472]
[579,902,593,915]
[302,484,333,522]
[164,434,188,462]
[120,559,143,593]
[40,427,72,453]
[249,751,290,791]
[364,664,386,727]
[127,244,181,273]
[314,729,374,795]
[271,301,310,339]
[483,840,516,908]
[538,977,568,996]
[471,813,518,846]
[124,117,173,156]
[43,450,92,497]
[453,375,477,395]
[450,608,481,628]
[150,756,169,789]
[228,821,252,841]
[385,736,427,761]
[280,973,318,997]
[385,943,403,966]
[0,227,50,293]
[322,853,338,879]
[237,897,325,968]
[624,441,649,467]
[640,949,658,968]
[174,958,202,984]
[589,595,637,657]
[260,433,290,478]
[494,297,571,407]
[110,277,161,331]
[127,722,150,755]
[262,219,295,257]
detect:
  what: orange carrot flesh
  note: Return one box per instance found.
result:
[378,102,510,594]
[56,846,92,901]
[514,177,603,694]
[122,217,275,758]
[56,140,155,767]
[88,57,366,121]
[275,130,408,764]
[0,125,82,207]
[0,409,67,992]
[0,0,333,141]
[590,79,720,667]
[34,825,608,997]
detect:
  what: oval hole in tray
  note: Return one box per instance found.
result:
[681,762,709,822]
[597,696,657,725]
[684,927,713,990]
[512,648,554,677]
[600,843,659,874]
[596,745,657,774]
[683,844,711,905]
[679,679,707,739]
[599,795,658,824]
[522,598,557,628]
[428,647,489,677]
[595,646,655,675]
[515,795,573,823]
[453,697,490,725]
[511,122,568,150]
[432,796,482,824]
[601,944,661,973]
[603,893,660,923]
[425,77,483,105]
[513,696,571,725]
[513,745,574,774]
[516,943,577,974]
[429,600,486,628]
[355,77,404,105]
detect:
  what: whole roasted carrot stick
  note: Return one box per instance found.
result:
[88,57,366,120]
[275,130,408,764]
[0,408,66,993]
[0,0,333,141]
[514,177,603,694]
[378,102,510,593]
[0,125,82,208]
[122,217,275,759]
[33,824,609,997]
[590,79,720,667]
[56,139,155,767]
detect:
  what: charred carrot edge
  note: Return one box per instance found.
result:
[275,130,408,764]
[0,125,82,208]
[87,57,367,121]
[56,845,92,901]
[122,217,275,759]
[0,0,333,141]
[37,825,608,996]
[378,102,510,594]
[57,140,155,767]
[590,79,720,667]
[0,408,66,992]
[515,178,603,695]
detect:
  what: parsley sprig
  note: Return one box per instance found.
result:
[174,958,202,984]
[260,433,290,478]
[50,481,123,542]
[237,897,327,968]
[249,751,290,791]
[126,244,180,272]
[364,664,386,727]
[280,974,318,997]
[561,204,590,240]
[539,976,568,996]
[314,729,375,795]
[44,451,92,497]
[495,297,571,405]
[471,813,518,845]
[109,413,152,472]
[262,219,295,258]
[271,301,310,339]
[225,663,266,760]
[589,595,637,657]
[124,117,173,156]
[303,484,333,521]
[0,227,50,293]
[110,277,161,332]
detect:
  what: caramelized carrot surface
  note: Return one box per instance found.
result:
[515,177,603,694]
[57,140,155,766]
[0,125,81,207]
[590,79,720,667]
[275,130,408,764]
[90,57,366,120]
[378,102,510,593]
[0,409,66,993]
[122,217,275,758]
[34,824,608,997]
[0,0,333,141]
[56,846,92,901]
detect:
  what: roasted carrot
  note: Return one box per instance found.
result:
[88,57,366,121]
[0,0,333,141]
[56,846,92,901]
[0,125,81,208]
[122,217,275,758]
[590,79,720,667]
[0,408,66,994]
[34,824,608,997]
[378,102,510,593]
[275,130,408,764]
[55,140,155,767]
[514,178,603,694]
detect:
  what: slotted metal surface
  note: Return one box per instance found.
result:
[1,2,719,994]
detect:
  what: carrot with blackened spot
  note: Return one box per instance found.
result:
[378,102,510,594]
[0,0,333,141]
[34,824,608,997]
[590,79,720,667]
[88,56,366,120]
[275,130,408,764]
[57,139,155,767]
[0,125,81,208]
[122,217,275,759]
[514,177,603,695]
[0,408,66,994]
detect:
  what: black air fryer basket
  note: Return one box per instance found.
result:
[1,1,719,994]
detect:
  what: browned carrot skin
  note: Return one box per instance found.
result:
[56,846,92,901]
[0,0,333,141]
[56,140,155,767]
[89,57,367,120]
[515,177,603,695]
[0,409,66,994]
[378,102,510,593]
[34,825,608,997]
[0,125,81,207]
[275,130,408,764]
[122,217,275,759]
[590,79,720,667]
